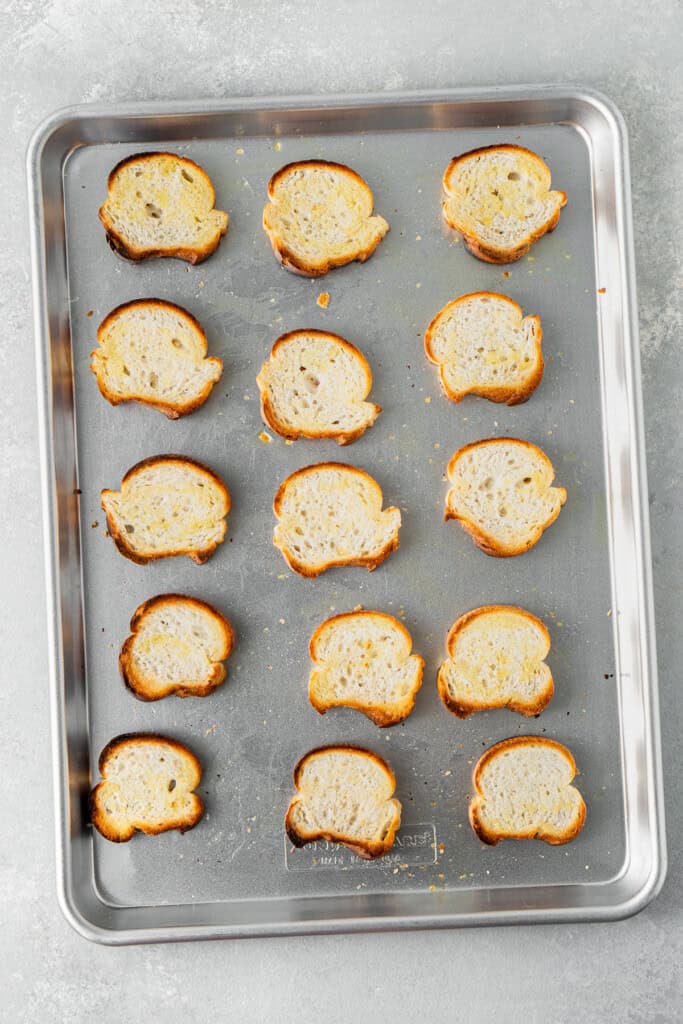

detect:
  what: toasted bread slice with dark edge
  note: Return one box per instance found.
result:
[101,455,230,565]
[99,152,228,263]
[90,733,204,842]
[444,438,566,556]
[437,605,553,718]
[90,299,223,418]
[469,736,586,845]
[120,594,234,701]
[262,160,389,277]
[309,610,424,726]
[285,745,401,859]
[256,329,380,444]
[424,292,543,405]
[273,462,401,577]
[442,144,566,264]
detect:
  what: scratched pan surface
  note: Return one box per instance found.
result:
[28,87,665,942]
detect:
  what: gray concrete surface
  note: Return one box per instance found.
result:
[1,1,681,1021]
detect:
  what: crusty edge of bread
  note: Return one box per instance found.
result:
[257,329,381,444]
[308,610,425,726]
[444,437,567,557]
[424,292,544,405]
[89,732,204,842]
[436,604,554,718]
[469,736,586,846]
[263,159,389,277]
[101,454,230,565]
[120,593,235,701]
[90,298,223,419]
[442,144,567,265]
[98,151,228,265]
[284,744,402,859]
[272,462,401,577]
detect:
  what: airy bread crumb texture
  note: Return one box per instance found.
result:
[99,152,228,263]
[101,456,230,564]
[90,734,203,842]
[443,145,566,263]
[309,611,424,725]
[121,594,234,700]
[256,330,380,444]
[445,438,566,556]
[285,746,401,858]
[90,300,223,418]
[425,292,543,405]
[470,737,586,845]
[273,463,401,576]
[437,605,553,718]
[263,161,389,276]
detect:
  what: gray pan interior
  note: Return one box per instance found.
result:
[28,87,665,941]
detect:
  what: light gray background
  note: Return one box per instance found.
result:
[1,1,681,1021]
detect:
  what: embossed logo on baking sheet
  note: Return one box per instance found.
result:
[285,823,437,871]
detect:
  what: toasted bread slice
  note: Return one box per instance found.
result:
[101,455,230,565]
[256,329,380,444]
[90,733,203,842]
[444,438,566,556]
[469,737,586,845]
[120,594,234,701]
[437,605,553,718]
[90,299,223,418]
[442,145,566,264]
[263,160,389,276]
[309,611,424,726]
[273,462,401,577]
[99,152,228,263]
[285,745,401,859]
[424,292,543,405]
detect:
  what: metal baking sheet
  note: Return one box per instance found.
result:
[28,86,666,943]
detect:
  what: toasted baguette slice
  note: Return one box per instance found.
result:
[424,292,543,405]
[309,611,424,726]
[120,594,234,701]
[263,160,389,277]
[101,455,230,565]
[469,737,586,845]
[256,329,380,444]
[442,145,566,264]
[90,299,223,418]
[437,605,553,718]
[90,733,203,842]
[445,438,566,557]
[285,745,401,859]
[273,462,401,577]
[99,152,228,263]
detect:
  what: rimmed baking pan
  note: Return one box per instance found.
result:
[28,85,665,942]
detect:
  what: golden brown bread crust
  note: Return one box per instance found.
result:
[285,744,400,859]
[424,292,544,405]
[444,438,566,557]
[277,538,400,578]
[263,160,389,277]
[436,604,554,718]
[272,462,400,577]
[258,329,381,445]
[308,694,416,728]
[334,704,406,728]
[119,593,234,701]
[91,298,223,419]
[308,610,424,726]
[101,454,230,565]
[99,151,227,264]
[89,732,204,843]
[442,144,567,264]
[469,736,586,846]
